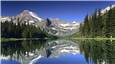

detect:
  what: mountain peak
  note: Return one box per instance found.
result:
[28,11,42,21]
[23,10,30,13]
[21,10,31,15]
[23,10,30,12]
[17,10,42,23]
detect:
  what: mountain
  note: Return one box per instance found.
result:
[0,17,11,22]
[101,4,115,14]
[1,10,43,24]
[48,18,66,26]
[46,19,80,37]
[1,10,80,37]
[16,10,43,24]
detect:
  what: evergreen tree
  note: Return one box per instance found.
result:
[79,6,115,38]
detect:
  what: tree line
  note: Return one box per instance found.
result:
[80,7,115,38]
[1,18,57,39]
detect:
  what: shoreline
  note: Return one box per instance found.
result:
[63,37,115,40]
[1,37,115,42]
[1,38,51,42]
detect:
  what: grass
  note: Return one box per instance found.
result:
[112,38,115,40]
[1,38,54,42]
[71,38,115,40]
[1,38,41,42]
[1,38,18,42]
[1,37,115,42]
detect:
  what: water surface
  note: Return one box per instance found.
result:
[1,39,115,64]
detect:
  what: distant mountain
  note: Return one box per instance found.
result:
[1,10,80,37]
[48,18,66,26]
[0,17,11,22]
[1,10,43,24]
[46,19,80,37]
[16,10,43,24]
[101,4,115,14]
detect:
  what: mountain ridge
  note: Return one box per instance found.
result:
[1,10,80,36]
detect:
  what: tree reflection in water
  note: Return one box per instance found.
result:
[1,39,47,64]
[1,39,115,64]
[79,40,115,64]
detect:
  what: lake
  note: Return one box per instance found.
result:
[1,39,115,64]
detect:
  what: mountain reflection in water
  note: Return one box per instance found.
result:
[1,39,115,64]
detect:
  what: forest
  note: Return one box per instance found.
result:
[1,6,115,39]
[79,7,115,38]
[1,19,56,39]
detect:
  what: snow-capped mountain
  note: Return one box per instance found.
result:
[46,19,80,36]
[48,18,66,26]
[29,11,42,21]
[101,4,115,14]
[16,10,43,24]
[1,10,80,36]
[1,10,43,25]
[0,17,11,22]
[58,21,79,31]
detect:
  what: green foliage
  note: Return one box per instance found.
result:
[80,7,115,38]
[1,40,47,57]
[79,40,115,64]
[1,19,57,39]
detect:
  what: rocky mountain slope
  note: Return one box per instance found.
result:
[1,10,80,36]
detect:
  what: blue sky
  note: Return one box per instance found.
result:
[1,1,115,22]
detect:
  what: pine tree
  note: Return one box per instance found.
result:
[79,6,115,38]
[105,8,112,38]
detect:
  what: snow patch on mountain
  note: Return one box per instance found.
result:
[101,4,115,14]
[29,12,42,21]
[58,21,80,31]
[72,21,80,25]
[29,20,35,23]
[0,17,11,22]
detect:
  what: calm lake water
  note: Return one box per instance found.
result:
[1,39,115,64]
